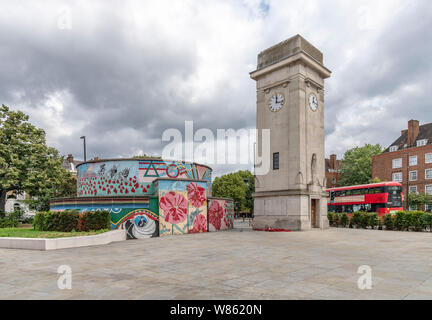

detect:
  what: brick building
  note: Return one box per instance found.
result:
[372,120,432,210]
[325,154,341,188]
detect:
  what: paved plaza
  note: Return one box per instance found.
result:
[1,221,432,300]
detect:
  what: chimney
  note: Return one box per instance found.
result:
[401,129,408,136]
[407,120,420,146]
[330,154,337,170]
[67,154,74,163]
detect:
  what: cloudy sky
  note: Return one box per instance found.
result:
[1,0,431,177]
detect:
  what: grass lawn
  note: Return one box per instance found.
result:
[0,228,110,238]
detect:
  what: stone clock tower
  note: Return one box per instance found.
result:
[251,35,331,231]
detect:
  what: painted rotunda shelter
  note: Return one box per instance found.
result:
[50,158,234,239]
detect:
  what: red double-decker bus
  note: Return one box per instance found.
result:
[327,182,403,215]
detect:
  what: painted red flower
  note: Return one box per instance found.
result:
[187,182,206,208]
[208,201,224,230]
[160,191,188,225]
[189,214,207,233]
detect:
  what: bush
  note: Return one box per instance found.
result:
[327,212,334,226]
[34,210,79,232]
[408,211,425,232]
[21,217,34,224]
[0,217,19,228]
[34,210,110,232]
[383,214,395,230]
[351,212,362,228]
[394,211,410,231]
[367,213,379,230]
[423,212,432,232]
[338,213,349,227]
[80,210,110,231]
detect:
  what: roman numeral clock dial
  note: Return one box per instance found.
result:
[309,93,318,111]
[269,93,284,112]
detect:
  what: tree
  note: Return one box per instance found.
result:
[370,177,381,184]
[212,170,254,213]
[0,105,76,212]
[407,192,432,210]
[339,144,382,186]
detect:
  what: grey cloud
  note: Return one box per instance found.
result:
[1,0,431,173]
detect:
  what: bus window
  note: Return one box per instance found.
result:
[346,190,352,196]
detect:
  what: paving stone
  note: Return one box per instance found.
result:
[1,227,432,299]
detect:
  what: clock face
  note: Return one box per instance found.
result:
[269,93,284,112]
[309,93,318,111]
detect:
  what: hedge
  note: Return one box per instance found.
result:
[0,217,19,228]
[329,211,432,232]
[33,210,110,232]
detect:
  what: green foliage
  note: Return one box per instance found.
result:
[0,105,77,212]
[367,213,379,230]
[34,210,109,232]
[394,211,410,231]
[0,228,108,238]
[370,177,381,184]
[407,193,432,209]
[383,214,395,230]
[339,144,382,186]
[408,211,425,231]
[80,210,110,231]
[212,170,254,212]
[327,212,334,226]
[351,212,363,228]
[338,213,349,227]
[21,217,34,224]
[8,207,23,222]
[423,213,432,231]
[0,217,19,228]
[334,211,432,232]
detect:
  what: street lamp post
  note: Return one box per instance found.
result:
[80,136,86,162]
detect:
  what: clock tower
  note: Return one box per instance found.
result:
[251,35,331,231]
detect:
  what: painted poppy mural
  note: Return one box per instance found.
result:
[77,159,212,198]
[50,158,233,239]
[158,179,208,236]
[208,198,234,232]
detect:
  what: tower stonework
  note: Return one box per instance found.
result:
[251,35,331,231]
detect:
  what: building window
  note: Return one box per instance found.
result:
[409,171,418,181]
[426,153,432,164]
[392,172,403,182]
[426,185,432,195]
[389,146,398,152]
[426,169,432,180]
[332,178,336,184]
[273,152,279,170]
[425,204,431,212]
[409,186,418,194]
[409,155,417,166]
[417,139,427,147]
[392,158,402,169]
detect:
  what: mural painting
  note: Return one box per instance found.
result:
[158,180,208,237]
[51,158,234,239]
[77,160,212,197]
[207,199,234,232]
[50,197,159,239]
